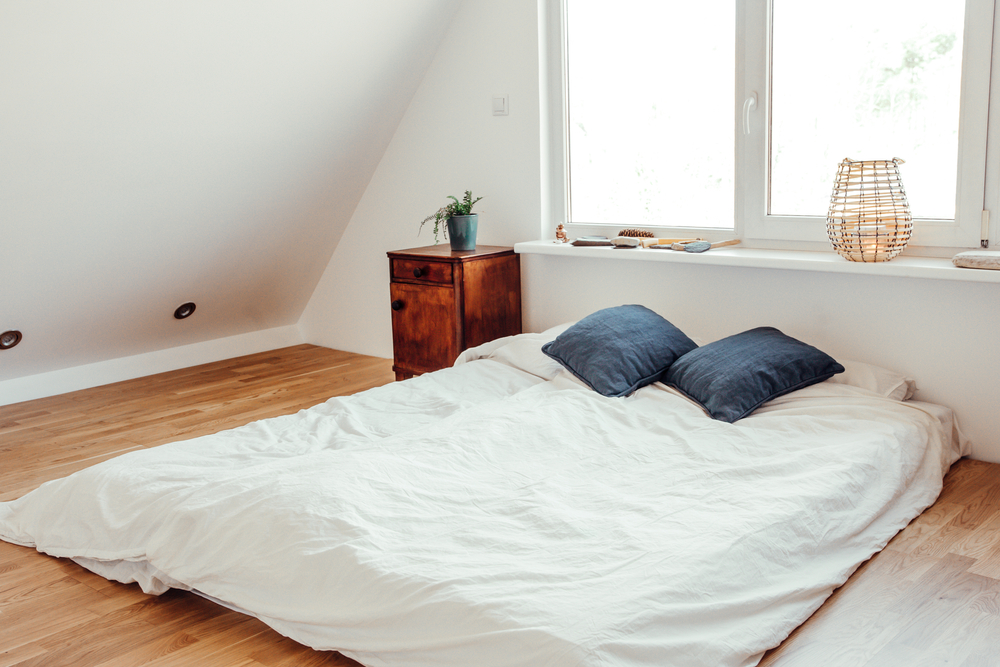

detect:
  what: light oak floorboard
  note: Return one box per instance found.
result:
[1,345,998,666]
[760,460,1000,666]
[0,345,390,667]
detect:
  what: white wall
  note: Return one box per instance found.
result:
[303,0,1000,463]
[0,0,459,390]
[300,0,543,356]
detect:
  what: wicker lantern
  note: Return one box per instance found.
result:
[826,157,912,262]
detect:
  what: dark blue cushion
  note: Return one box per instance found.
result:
[541,305,697,397]
[663,327,845,423]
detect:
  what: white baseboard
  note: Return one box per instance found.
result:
[0,325,304,407]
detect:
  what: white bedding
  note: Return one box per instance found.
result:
[0,331,967,667]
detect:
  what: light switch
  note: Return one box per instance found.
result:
[492,94,509,116]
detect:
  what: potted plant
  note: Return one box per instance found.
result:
[419,190,483,251]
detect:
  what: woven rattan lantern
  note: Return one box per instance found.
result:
[826,157,912,262]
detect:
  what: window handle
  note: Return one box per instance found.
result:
[743,93,757,136]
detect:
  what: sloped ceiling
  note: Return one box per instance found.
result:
[0,0,460,381]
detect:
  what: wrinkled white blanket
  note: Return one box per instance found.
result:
[0,332,966,667]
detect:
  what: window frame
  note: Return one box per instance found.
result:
[547,0,1000,251]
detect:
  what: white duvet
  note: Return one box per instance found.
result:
[0,331,967,667]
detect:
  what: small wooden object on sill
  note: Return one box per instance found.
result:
[641,237,702,248]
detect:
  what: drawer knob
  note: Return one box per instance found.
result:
[391,300,404,311]
[413,267,423,278]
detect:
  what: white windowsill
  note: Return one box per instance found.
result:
[513,239,1000,284]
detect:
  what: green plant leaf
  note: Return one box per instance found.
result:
[419,191,483,243]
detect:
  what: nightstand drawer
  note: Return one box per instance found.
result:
[391,258,453,284]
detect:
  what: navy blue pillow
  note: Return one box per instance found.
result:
[663,327,845,423]
[541,305,697,397]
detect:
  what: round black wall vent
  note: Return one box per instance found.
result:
[0,330,23,350]
[174,302,197,320]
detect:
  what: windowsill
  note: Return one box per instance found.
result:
[513,239,1000,284]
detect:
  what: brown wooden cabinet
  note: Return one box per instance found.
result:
[387,245,521,381]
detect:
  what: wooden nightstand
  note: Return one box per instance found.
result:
[387,245,522,381]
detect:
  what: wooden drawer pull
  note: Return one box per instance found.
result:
[391,300,404,311]
[413,267,424,278]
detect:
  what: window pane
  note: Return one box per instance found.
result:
[770,1,965,219]
[566,1,734,228]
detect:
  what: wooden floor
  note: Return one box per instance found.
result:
[1,345,998,666]
[761,457,1000,667]
[0,345,392,667]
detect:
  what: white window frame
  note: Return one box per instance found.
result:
[546,0,1000,251]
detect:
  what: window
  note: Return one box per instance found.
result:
[557,0,997,248]
[769,2,964,220]
[566,3,734,229]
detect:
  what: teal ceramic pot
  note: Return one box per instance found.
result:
[447,214,478,251]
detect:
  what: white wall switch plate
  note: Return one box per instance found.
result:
[492,94,509,116]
